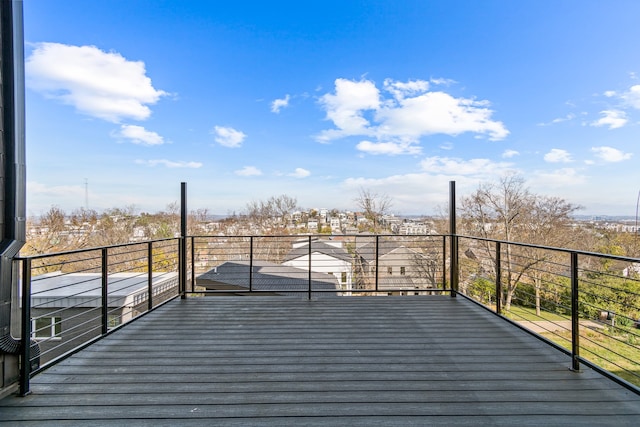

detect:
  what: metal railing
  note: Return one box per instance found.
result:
[455,235,640,392]
[188,234,448,297]
[16,238,181,395]
[13,233,640,395]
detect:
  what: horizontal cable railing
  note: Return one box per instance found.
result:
[189,234,449,297]
[15,238,181,395]
[456,235,640,392]
[13,232,640,395]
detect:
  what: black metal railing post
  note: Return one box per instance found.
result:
[308,235,312,300]
[249,236,254,293]
[147,241,153,311]
[101,248,108,335]
[19,258,31,396]
[570,251,580,371]
[449,181,458,297]
[441,235,447,290]
[495,241,502,314]
[375,235,379,293]
[190,236,195,293]
[179,182,187,299]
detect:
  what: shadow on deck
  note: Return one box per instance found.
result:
[1,296,640,426]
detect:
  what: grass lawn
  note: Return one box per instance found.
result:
[541,327,640,388]
[501,305,567,321]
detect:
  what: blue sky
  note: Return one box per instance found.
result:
[23,0,640,217]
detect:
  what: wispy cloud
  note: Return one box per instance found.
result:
[532,168,586,188]
[28,181,85,198]
[113,124,165,146]
[590,110,628,129]
[212,125,247,148]
[270,94,291,113]
[26,42,167,122]
[289,167,311,178]
[356,140,422,155]
[135,159,202,168]
[544,148,573,163]
[591,146,633,162]
[235,166,262,176]
[502,149,519,158]
[537,113,576,126]
[419,156,514,176]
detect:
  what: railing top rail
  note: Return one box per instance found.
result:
[189,233,448,239]
[16,237,180,261]
[455,234,640,264]
[18,233,640,264]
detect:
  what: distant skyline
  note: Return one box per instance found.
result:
[23,0,640,217]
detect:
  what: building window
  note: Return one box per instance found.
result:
[108,314,122,329]
[341,272,347,283]
[32,317,62,340]
[387,266,393,275]
[400,266,406,275]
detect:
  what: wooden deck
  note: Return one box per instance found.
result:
[1,296,640,426]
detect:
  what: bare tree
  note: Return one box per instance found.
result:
[354,188,393,232]
[459,174,581,311]
[244,194,299,233]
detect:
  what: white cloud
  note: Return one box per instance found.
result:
[531,168,586,188]
[135,159,202,168]
[383,78,430,100]
[114,124,164,146]
[377,91,508,141]
[318,78,380,139]
[26,42,167,122]
[439,142,454,150]
[289,168,311,178]
[235,166,262,176]
[429,77,456,86]
[538,113,576,126]
[591,110,628,129]
[591,146,633,162]
[28,181,85,198]
[356,140,421,155]
[317,78,508,149]
[271,94,290,113]
[341,171,489,213]
[502,149,519,158]
[213,126,246,148]
[544,148,572,163]
[419,156,514,176]
[622,84,640,109]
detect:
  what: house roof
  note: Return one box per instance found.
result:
[29,272,179,308]
[357,239,405,262]
[197,260,339,296]
[283,240,352,263]
[378,276,419,290]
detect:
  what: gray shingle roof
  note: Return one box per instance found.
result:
[357,239,404,262]
[283,241,352,263]
[197,260,339,296]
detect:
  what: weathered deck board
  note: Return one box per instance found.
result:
[1,296,640,426]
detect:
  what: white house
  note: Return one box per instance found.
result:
[283,239,354,294]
